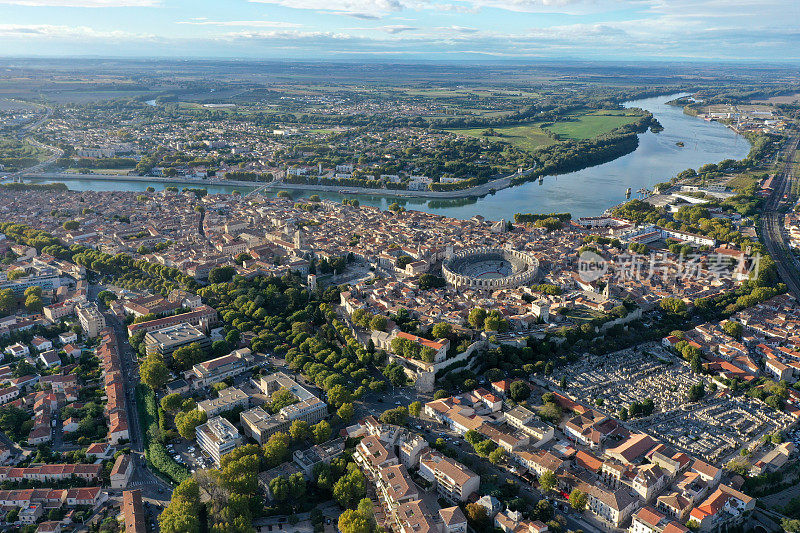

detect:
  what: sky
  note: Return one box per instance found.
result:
[0,0,798,62]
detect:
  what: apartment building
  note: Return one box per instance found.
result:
[0,464,101,483]
[586,484,639,527]
[110,454,133,489]
[418,451,479,502]
[688,485,755,532]
[127,305,218,336]
[187,348,254,389]
[504,405,555,446]
[122,490,147,533]
[76,302,105,339]
[196,416,242,467]
[354,435,399,479]
[630,506,689,533]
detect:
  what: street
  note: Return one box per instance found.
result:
[90,283,174,503]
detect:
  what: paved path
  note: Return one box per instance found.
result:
[25,167,536,200]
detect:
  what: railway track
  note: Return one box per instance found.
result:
[759,131,800,298]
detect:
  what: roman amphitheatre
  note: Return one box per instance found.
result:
[442,246,538,291]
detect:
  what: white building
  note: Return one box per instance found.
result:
[196,416,242,467]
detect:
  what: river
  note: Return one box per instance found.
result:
[26,94,751,220]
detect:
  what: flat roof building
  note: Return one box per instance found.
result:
[187,348,253,389]
[77,302,106,339]
[198,386,249,417]
[239,372,327,444]
[145,323,209,358]
[196,416,242,467]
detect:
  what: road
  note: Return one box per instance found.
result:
[90,284,173,502]
[759,132,800,298]
[4,103,64,179]
[28,166,536,200]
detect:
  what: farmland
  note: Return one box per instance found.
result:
[443,123,555,152]
[545,111,642,140]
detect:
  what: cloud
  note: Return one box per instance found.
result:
[0,0,159,6]
[1,0,798,61]
[380,24,417,33]
[336,11,382,19]
[0,23,151,39]
[248,0,417,18]
[441,25,479,33]
[177,20,302,28]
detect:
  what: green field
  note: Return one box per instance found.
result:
[546,111,640,140]
[725,173,760,192]
[445,124,555,152]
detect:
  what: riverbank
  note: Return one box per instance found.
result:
[26,168,532,199]
[19,94,751,221]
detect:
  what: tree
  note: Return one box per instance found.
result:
[333,466,367,509]
[723,320,743,340]
[140,355,168,389]
[690,354,703,374]
[510,380,531,402]
[171,343,205,371]
[174,410,207,440]
[24,286,42,298]
[659,297,687,315]
[0,288,15,313]
[326,384,351,409]
[289,472,306,500]
[484,313,505,332]
[24,294,43,313]
[468,308,486,329]
[6,269,25,281]
[208,266,236,284]
[269,475,289,501]
[538,402,562,423]
[464,503,491,530]
[369,315,387,332]
[159,478,200,533]
[97,290,117,306]
[379,406,408,426]
[63,220,79,231]
[160,393,183,412]
[489,447,506,464]
[269,388,299,413]
[338,509,372,533]
[688,382,705,402]
[263,432,291,467]
[0,405,31,441]
[290,420,311,442]
[313,420,331,444]
[431,322,452,339]
[474,440,496,457]
[569,489,588,511]
[337,402,355,423]
[539,470,557,492]
[782,519,800,533]
[408,401,422,417]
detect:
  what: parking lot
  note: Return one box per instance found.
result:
[166,440,214,472]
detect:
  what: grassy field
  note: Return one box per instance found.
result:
[725,173,760,192]
[546,111,640,140]
[445,123,555,152]
[66,168,135,175]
